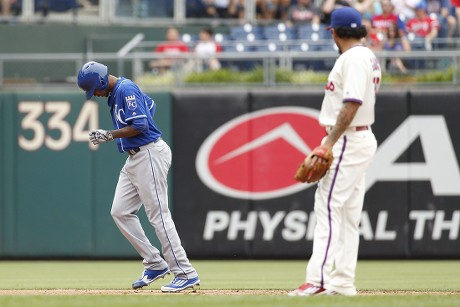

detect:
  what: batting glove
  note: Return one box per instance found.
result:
[89,129,114,145]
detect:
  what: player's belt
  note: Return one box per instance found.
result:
[325,126,368,134]
[127,137,163,155]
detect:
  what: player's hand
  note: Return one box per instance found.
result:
[89,129,114,145]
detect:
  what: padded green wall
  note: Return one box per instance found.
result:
[0,91,172,258]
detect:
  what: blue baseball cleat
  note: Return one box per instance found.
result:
[132,268,170,289]
[161,276,200,292]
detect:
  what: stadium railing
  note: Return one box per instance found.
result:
[0,47,459,89]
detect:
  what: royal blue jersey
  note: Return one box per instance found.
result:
[107,77,162,153]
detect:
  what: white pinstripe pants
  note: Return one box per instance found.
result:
[306,129,377,295]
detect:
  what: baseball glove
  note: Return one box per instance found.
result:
[294,146,334,183]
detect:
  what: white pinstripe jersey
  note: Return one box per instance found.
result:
[319,45,381,127]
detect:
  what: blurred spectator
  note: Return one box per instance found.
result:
[371,0,406,32]
[320,0,350,25]
[425,0,456,39]
[362,18,385,50]
[186,0,207,17]
[149,27,190,75]
[256,0,292,20]
[131,0,148,18]
[33,0,79,19]
[1,0,12,21]
[391,0,423,21]
[1,0,11,14]
[321,0,378,25]
[383,22,409,73]
[203,0,242,18]
[192,27,222,72]
[350,0,381,16]
[0,0,26,21]
[234,0,245,19]
[371,0,411,50]
[451,0,460,39]
[116,0,170,18]
[357,0,382,20]
[406,2,440,50]
[287,0,321,25]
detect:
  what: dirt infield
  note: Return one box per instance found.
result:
[0,289,459,296]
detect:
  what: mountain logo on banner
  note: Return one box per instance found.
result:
[196,106,325,200]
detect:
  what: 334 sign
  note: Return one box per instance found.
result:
[18,100,99,151]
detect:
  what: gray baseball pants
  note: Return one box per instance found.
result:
[111,139,198,279]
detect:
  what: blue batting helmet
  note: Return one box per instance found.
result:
[77,61,108,99]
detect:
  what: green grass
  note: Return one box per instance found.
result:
[0,260,459,307]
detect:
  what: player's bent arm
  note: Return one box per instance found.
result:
[111,125,142,139]
[322,101,360,149]
[91,119,145,145]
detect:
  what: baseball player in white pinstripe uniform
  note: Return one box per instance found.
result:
[289,7,381,296]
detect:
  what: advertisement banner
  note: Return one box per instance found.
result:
[172,90,252,257]
[407,90,460,257]
[173,89,460,259]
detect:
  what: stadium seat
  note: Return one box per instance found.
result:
[288,42,313,52]
[230,24,263,39]
[230,31,264,43]
[181,33,198,45]
[318,42,338,52]
[405,32,428,69]
[255,42,287,52]
[289,41,324,71]
[298,24,317,37]
[35,0,78,14]
[262,24,297,41]
[298,23,331,40]
[213,33,232,44]
[222,43,251,53]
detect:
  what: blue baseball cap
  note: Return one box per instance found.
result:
[415,1,427,10]
[326,7,362,30]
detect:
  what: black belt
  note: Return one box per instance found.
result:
[127,137,162,155]
[127,148,141,155]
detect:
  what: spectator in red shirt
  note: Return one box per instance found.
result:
[371,0,411,51]
[149,27,190,74]
[406,2,439,50]
[362,18,385,50]
[371,0,406,35]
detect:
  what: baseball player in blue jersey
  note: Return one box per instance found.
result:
[77,61,200,292]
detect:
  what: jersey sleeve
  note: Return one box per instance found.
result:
[341,56,367,104]
[148,98,156,118]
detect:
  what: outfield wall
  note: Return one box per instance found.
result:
[1,89,459,259]
[0,91,172,258]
